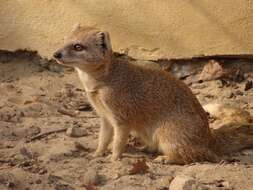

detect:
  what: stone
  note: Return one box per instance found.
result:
[234,90,243,96]
[199,60,224,82]
[245,80,253,91]
[48,63,63,73]
[55,183,75,190]
[38,59,49,68]
[159,175,174,189]
[170,175,208,190]
[227,92,235,99]
[19,147,33,159]
[66,126,87,137]
[82,169,101,186]
[35,179,42,184]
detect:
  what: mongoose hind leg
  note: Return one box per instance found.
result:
[155,144,219,165]
[94,118,113,157]
[154,121,220,164]
[111,125,130,161]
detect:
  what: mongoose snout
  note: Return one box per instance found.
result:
[53,51,62,59]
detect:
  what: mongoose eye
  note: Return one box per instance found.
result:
[73,44,85,51]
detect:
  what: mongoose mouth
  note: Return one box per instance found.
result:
[53,51,75,65]
[54,59,64,64]
[54,58,66,65]
[54,58,76,67]
[53,53,74,65]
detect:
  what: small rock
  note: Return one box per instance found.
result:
[232,69,245,82]
[82,169,101,186]
[20,147,33,159]
[227,92,235,99]
[170,175,208,190]
[128,159,149,175]
[245,80,253,91]
[38,169,47,175]
[199,60,224,82]
[48,174,62,184]
[234,90,243,96]
[38,59,49,68]
[5,84,15,90]
[216,80,224,88]
[213,179,232,189]
[221,181,230,188]
[74,141,90,152]
[6,181,15,188]
[22,103,43,117]
[48,64,63,73]
[170,175,195,190]
[66,126,87,137]
[160,175,174,188]
[55,183,75,190]
[191,83,207,89]
[35,179,42,184]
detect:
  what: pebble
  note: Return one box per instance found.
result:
[234,90,243,96]
[199,60,224,81]
[227,92,235,99]
[245,80,253,91]
[66,126,87,137]
[35,179,42,184]
[170,175,209,190]
[160,175,174,188]
[38,169,47,175]
[48,64,63,73]
[38,59,49,68]
[82,169,101,186]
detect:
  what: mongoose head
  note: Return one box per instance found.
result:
[53,24,112,70]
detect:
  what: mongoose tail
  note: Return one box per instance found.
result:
[204,103,253,154]
[213,123,253,154]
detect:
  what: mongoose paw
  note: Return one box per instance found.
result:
[138,145,150,153]
[93,150,106,158]
[153,156,177,165]
[138,145,157,154]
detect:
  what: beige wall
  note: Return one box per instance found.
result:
[0,0,253,59]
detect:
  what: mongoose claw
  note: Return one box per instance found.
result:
[138,145,156,154]
[153,156,177,165]
[93,150,105,157]
[138,145,149,152]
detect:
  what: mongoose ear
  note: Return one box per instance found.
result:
[70,23,81,33]
[64,23,82,42]
[96,31,112,54]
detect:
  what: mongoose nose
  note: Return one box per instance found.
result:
[53,52,62,59]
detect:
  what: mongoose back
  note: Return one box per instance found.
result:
[53,25,253,164]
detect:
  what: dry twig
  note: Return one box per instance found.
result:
[27,127,68,142]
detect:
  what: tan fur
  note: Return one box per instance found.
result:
[203,103,253,124]
[53,26,253,164]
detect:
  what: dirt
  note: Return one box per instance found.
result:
[0,53,253,190]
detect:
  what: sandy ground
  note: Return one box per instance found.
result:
[0,54,253,190]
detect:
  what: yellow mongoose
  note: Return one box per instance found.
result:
[53,25,253,164]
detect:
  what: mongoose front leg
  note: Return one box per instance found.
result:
[111,125,130,161]
[94,118,113,157]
